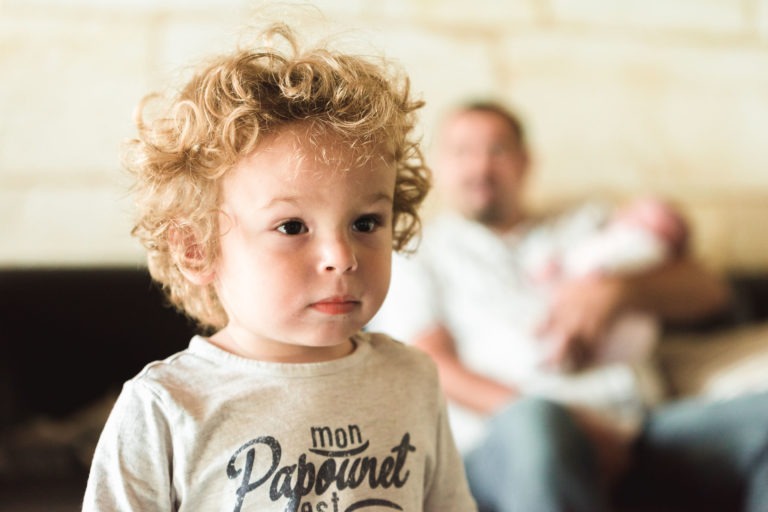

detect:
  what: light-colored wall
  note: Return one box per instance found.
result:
[3,0,768,271]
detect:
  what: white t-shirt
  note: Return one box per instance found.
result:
[368,205,665,452]
[83,332,476,512]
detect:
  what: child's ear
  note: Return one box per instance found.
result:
[168,226,216,286]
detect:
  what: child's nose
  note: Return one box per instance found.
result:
[318,233,358,274]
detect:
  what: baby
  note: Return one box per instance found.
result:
[533,197,689,369]
[535,197,688,283]
[82,22,475,511]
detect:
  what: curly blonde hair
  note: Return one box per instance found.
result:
[126,23,430,330]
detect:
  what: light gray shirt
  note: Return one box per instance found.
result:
[83,332,476,511]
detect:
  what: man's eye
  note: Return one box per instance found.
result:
[490,142,514,158]
[277,220,307,235]
[352,216,381,233]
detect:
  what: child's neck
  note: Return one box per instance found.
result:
[208,329,357,363]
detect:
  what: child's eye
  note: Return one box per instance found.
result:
[352,215,381,233]
[277,220,307,235]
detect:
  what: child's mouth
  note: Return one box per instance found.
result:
[310,296,359,315]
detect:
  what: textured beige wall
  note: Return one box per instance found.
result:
[2,0,768,270]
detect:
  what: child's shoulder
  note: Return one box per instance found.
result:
[127,337,207,390]
[362,331,437,373]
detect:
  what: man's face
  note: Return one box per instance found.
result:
[435,109,528,230]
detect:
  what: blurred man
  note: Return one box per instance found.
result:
[370,102,768,511]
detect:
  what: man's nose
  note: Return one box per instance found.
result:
[465,148,494,174]
[317,232,358,274]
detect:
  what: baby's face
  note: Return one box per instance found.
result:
[209,124,396,363]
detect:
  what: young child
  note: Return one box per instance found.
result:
[82,23,476,512]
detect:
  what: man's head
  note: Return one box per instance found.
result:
[434,102,529,231]
[126,23,429,329]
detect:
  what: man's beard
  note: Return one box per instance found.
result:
[467,199,523,231]
[472,202,506,227]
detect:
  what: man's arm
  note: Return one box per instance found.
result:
[416,320,637,484]
[538,256,732,367]
[413,324,519,415]
[618,257,731,322]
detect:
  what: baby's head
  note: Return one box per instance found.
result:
[614,197,689,255]
[126,23,429,330]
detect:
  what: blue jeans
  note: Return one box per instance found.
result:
[615,389,768,511]
[463,397,609,512]
[464,391,768,512]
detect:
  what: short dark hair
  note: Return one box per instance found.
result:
[460,101,527,147]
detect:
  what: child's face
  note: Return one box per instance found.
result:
[209,125,395,363]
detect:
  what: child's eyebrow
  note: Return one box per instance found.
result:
[262,196,301,208]
[261,192,393,209]
[364,192,394,204]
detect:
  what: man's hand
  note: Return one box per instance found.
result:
[536,257,731,371]
[536,274,628,370]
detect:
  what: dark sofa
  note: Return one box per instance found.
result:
[0,267,198,511]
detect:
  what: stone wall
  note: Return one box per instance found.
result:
[3,0,768,270]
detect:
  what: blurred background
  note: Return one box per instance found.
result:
[2,1,768,509]
[2,0,768,272]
